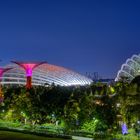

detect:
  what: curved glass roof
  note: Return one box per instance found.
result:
[115,54,140,82]
[1,63,93,86]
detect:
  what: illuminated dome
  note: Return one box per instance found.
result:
[115,54,140,82]
[1,63,92,86]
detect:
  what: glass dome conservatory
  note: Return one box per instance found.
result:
[115,54,140,82]
[1,63,92,86]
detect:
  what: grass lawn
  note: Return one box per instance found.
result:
[0,131,70,140]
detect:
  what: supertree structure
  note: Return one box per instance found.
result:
[0,68,12,102]
[11,61,45,89]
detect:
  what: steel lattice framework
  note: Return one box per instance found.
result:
[115,54,140,81]
[1,63,92,86]
[11,61,46,89]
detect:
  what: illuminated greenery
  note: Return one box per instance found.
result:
[81,118,108,132]
[0,79,139,139]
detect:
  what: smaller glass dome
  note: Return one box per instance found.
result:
[115,54,140,82]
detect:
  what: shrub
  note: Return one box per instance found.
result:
[81,118,108,132]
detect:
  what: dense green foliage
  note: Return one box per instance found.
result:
[0,78,139,139]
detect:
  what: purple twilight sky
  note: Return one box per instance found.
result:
[0,0,140,79]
